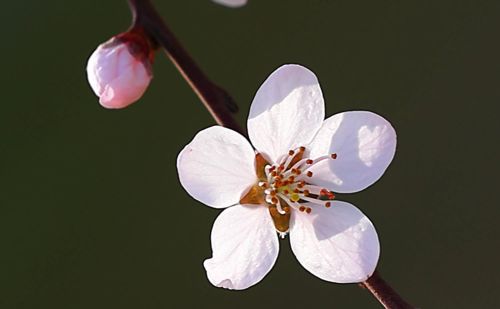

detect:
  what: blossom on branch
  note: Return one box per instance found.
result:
[177,64,397,290]
[86,31,154,109]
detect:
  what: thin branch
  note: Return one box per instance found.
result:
[127,0,244,135]
[361,271,415,309]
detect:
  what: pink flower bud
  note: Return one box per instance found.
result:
[86,31,154,109]
[213,0,247,8]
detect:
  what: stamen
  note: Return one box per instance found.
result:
[325,202,331,208]
[299,206,306,212]
[258,181,268,188]
[331,153,337,159]
[305,207,312,214]
[306,171,313,177]
[275,199,286,215]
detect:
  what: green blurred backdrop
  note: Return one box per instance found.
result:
[1,0,499,308]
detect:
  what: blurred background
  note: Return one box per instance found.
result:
[1,0,499,308]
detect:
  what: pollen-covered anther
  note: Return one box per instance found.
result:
[306,159,313,164]
[299,206,306,212]
[306,171,313,177]
[331,153,337,159]
[303,189,310,196]
[305,207,312,214]
[288,150,295,156]
[271,197,278,204]
[325,202,331,208]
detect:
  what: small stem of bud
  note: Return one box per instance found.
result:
[127,0,244,135]
[360,271,415,309]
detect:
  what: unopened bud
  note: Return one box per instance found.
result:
[212,0,247,8]
[86,31,154,109]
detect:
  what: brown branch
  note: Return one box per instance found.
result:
[127,0,244,135]
[360,271,415,309]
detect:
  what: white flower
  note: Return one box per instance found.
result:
[177,65,397,290]
[212,0,247,8]
[86,32,153,109]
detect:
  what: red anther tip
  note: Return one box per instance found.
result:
[293,188,300,193]
[306,171,313,177]
[271,197,278,204]
[331,153,337,159]
[306,159,313,164]
[306,207,312,214]
[299,206,306,212]
[303,190,310,196]
[299,146,306,152]
[270,190,277,196]
[283,190,289,194]
[288,150,295,156]
[325,202,331,208]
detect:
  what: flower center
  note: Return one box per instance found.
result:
[240,146,337,235]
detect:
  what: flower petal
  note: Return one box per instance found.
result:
[204,204,279,290]
[248,64,325,163]
[289,201,379,283]
[177,126,256,208]
[307,111,396,193]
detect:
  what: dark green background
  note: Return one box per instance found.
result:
[2,0,499,308]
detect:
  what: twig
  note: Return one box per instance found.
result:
[127,0,244,135]
[360,271,415,309]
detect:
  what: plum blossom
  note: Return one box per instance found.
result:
[86,31,154,109]
[212,0,247,8]
[177,64,397,290]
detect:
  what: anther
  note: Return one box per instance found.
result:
[258,181,268,188]
[288,150,295,156]
[303,190,310,196]
[306,159,313,164]
[299,206,306,212]
[305,207,312,214]
[271,197,278,204]
[299,146,306,152]
[331,153,337,159]
[325,202,331,208]
[306,171,313,177]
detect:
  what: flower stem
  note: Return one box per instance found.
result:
[127,0,244,135]
[360,271,415,309]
